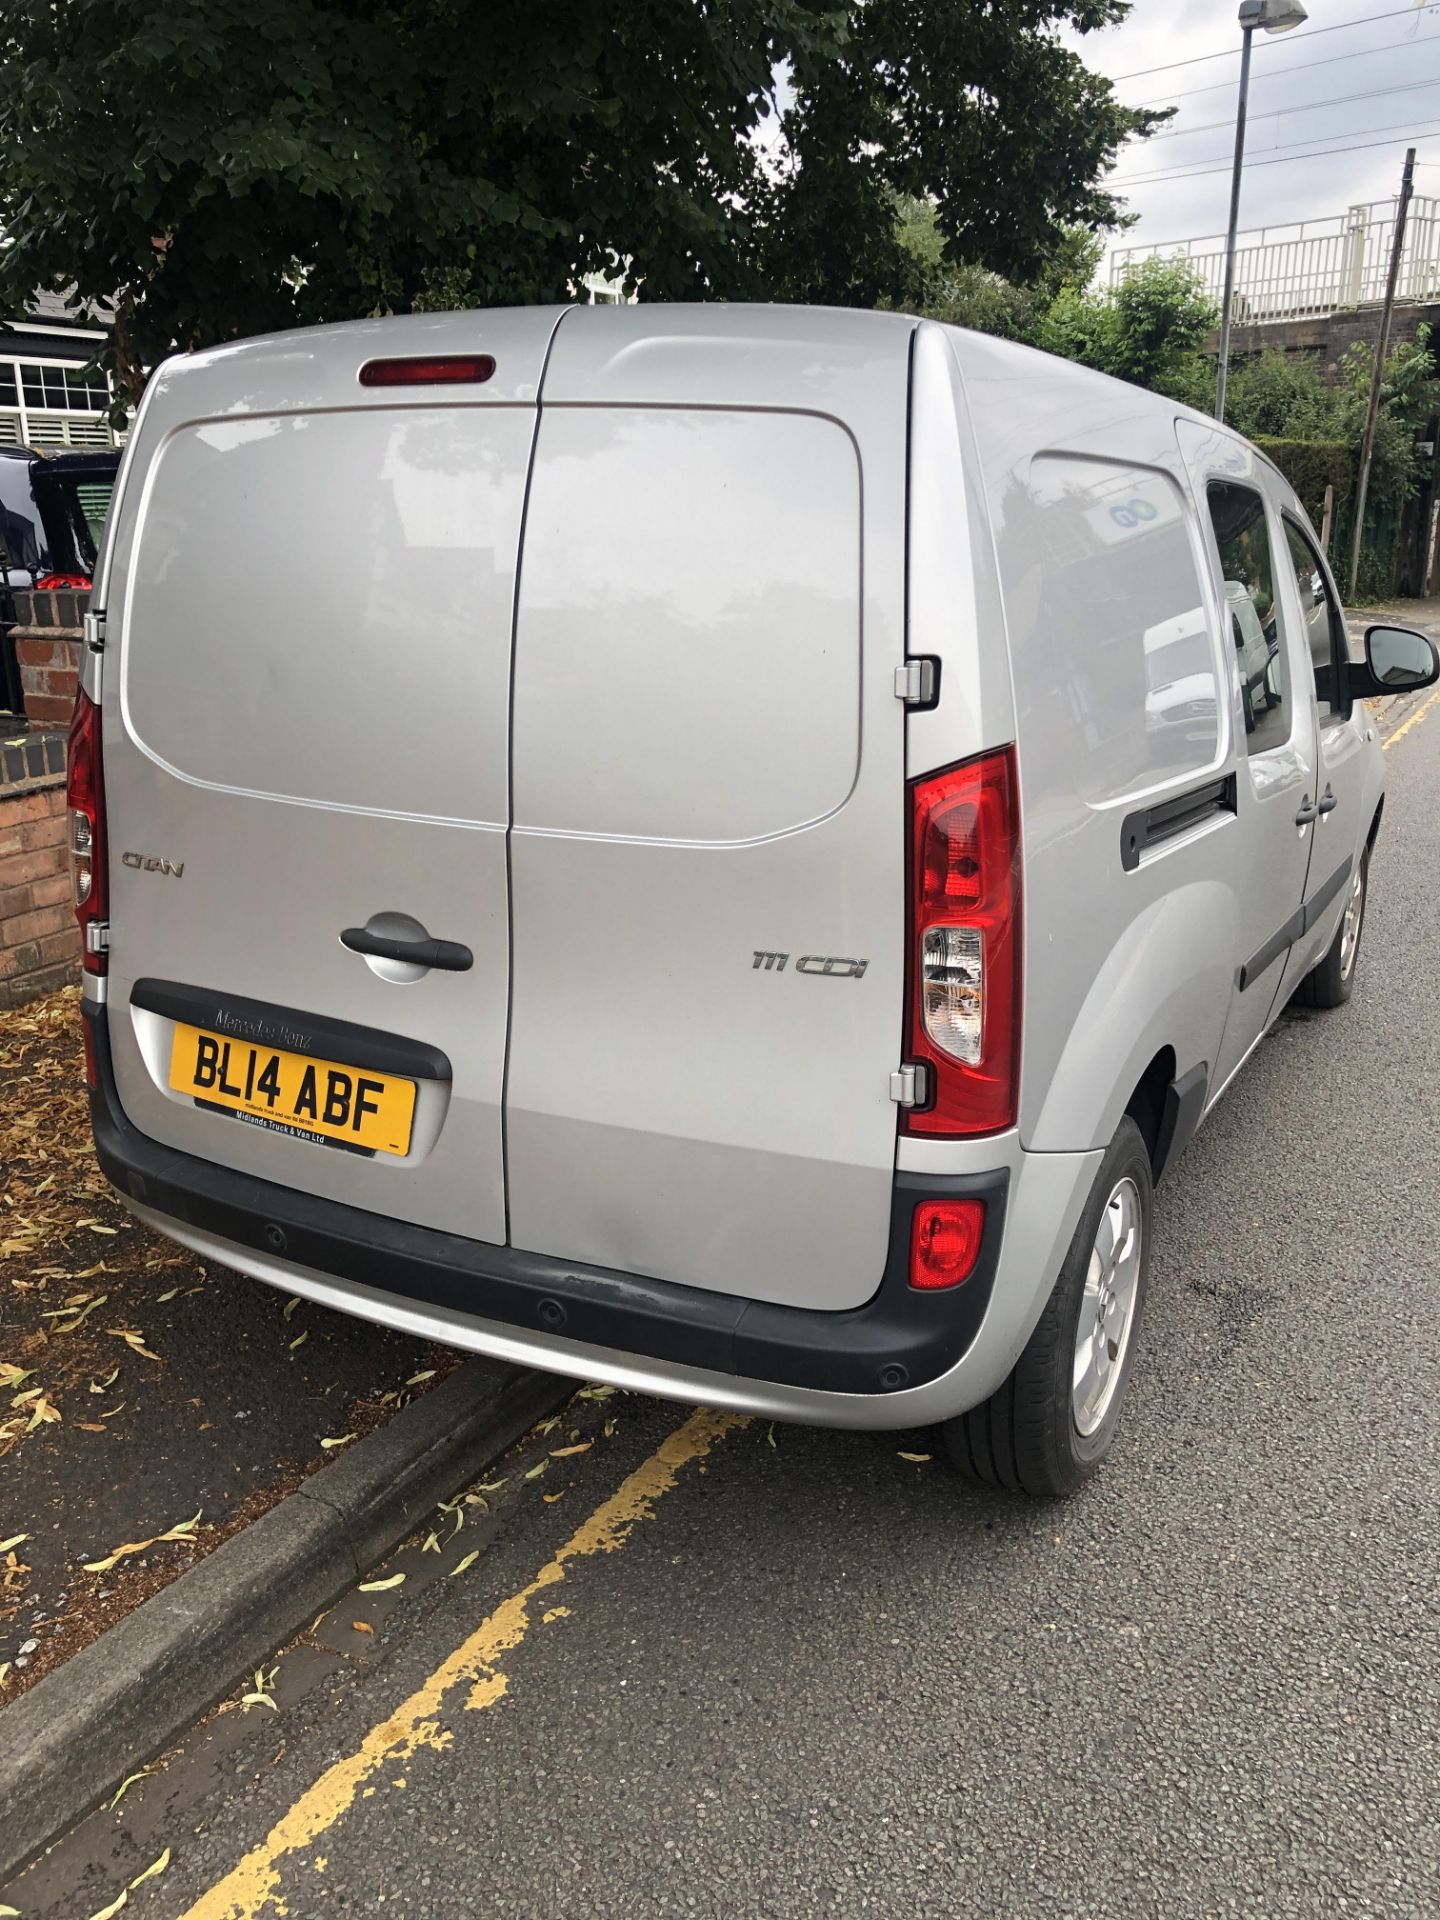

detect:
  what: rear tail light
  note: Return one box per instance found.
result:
[909,1199,985,1289]
[904,747,1020,1136]
[67,686,107,976]
[358,355,496,387]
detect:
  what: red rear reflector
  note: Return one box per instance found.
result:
[909,1200,985,1290]
[358,354,496,388]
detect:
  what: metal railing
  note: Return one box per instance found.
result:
[1111,196,1440,324]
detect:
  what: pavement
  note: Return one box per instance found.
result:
[0,990,455,1698]
[6,657,1440,1918]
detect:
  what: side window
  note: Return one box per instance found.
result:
[1018,457,1220,806]
[1279,516,1347,717]
[1207,482,1290,756]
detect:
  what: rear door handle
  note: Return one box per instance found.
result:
[1295,795,1317,826]
[340,928,473,972]
[1316,785,1338,817]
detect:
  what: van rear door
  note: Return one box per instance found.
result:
[99,312,562,1242]
[504,307,913,1312]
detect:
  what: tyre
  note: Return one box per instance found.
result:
[1294,850,1367,1010]
[942,1116,1153,1498]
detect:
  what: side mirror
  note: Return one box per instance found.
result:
[1347,625,1440,700]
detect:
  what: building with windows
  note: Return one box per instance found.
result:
[0,290,122,449]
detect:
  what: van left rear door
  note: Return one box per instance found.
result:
[98,312,562,1243]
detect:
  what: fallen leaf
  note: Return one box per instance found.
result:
[241,1690,278,1712]
[109,1768,152,1808]
[603,1419,618,1439]
[48,1293,109,1333]
[405,1369,436,1386]
[88,1367,120,1394]
[767,1424,777,1450]
[0,1365,33,1390]
[289,1331,308,1352]
[551,1443,591,1458]
[129,1848,171,1888]
[156,1287,180,1302]
[473,1477,506,1493]
[421,1531,440,1554]
[106,1330,161,1363]
[319,1434,356,1451]
[524,1460,548,1481]
[897,1451,932,1463]
[576,1383,617,1402]
[86,1891,127,1920]
[351,1619,375,1635]
[449,1551,479,1578]
[75,1422,108,1434]
[0,1533,28,1553]
[358,1573,405,1593]
[83,1511,202,1572]
[282,1297,300,1322]
[26,1394,61,1432]
[543,1492,566,1504]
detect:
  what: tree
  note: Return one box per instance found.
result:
[761,1,1162,309]
[0,0,1162,402]
[1034,257,1217,407]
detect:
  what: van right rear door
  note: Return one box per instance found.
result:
[504,307,915,1314]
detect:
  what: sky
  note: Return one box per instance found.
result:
[1066,0,1440,268]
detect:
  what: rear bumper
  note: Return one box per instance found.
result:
[86,1001,1021,1415]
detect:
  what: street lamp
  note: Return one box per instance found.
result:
[1214,0,1309,420]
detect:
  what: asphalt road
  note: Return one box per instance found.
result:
[12,683,1440,1920]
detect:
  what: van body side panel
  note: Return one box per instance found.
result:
[100,310,563,1242]
[505,307,913,1311]
[903,325,1015,782]
[950,335,1235,1155]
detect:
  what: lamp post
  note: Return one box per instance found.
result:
[1215,0,1309,421]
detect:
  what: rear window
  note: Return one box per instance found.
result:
[1011,456,1220,805]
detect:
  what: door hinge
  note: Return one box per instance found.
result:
[893,657,939,708]
[85,922,110,956]
[83,610,107,654]
[889,1062,929,1107]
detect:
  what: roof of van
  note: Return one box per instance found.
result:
[147,300,1232,441]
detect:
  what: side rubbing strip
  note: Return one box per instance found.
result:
[1120,775,1236,873]
[1237,854,1353,992]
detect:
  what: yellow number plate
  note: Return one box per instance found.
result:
[168,1022,416,1157]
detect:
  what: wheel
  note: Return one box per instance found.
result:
[1294,851,1367,1010]
[942,1117,1153,1498]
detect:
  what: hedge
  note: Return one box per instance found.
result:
[1253,437,1353,526]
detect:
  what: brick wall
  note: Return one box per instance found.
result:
[0,731,79,1008]
[11,588,87,732]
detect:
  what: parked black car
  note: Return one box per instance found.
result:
[1,445,120,714]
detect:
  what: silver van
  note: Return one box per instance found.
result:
[72,306,1437,1495]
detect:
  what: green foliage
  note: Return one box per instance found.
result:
[1033,257,1218,403]
[1252,438,1352,525]
[0,0,1161,401]
[1223,349,1342,443]
[764,1,1163,309]
[0,0,839,397]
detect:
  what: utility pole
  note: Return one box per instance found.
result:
[1215,0,1309,422]
[1215,24,1256,423]
[1349,147,1416,600]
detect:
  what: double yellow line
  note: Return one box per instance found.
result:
[179,1408,746,1920]
[1382,683,1440,752]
